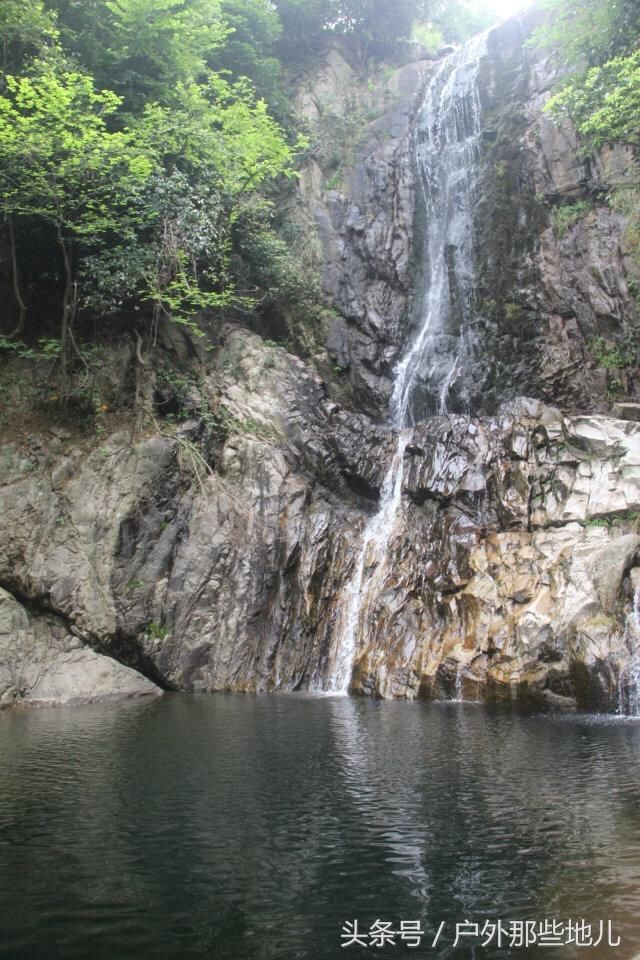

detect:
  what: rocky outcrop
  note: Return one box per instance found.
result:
[295,17,639,425]
[350,402,640,710]
[2,326,640,711]
[0,588,159,708]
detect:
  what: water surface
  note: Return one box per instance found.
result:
[1,695,640,958]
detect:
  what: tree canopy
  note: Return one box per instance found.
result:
[0,0,303,388]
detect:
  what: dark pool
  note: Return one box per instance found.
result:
[1,694,640,959]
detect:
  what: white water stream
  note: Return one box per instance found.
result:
[619,586,640,716]
[319,35,488,694]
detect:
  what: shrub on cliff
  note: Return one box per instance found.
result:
[533,0,640,152]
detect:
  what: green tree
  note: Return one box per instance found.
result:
[209,0,285,114]
[0,62,154,388]
[48,0,230,112]
[0,0,57,74]
[531,0,639,67]
[273,0,333,63]
[546,50,640,150]
[132,74,305,324]
[138,74,302,194]
[426,0,495,44]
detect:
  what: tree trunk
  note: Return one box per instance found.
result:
[7,217,27,337]
[57,226,74,399]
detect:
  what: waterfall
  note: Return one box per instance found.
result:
[317,35,488,695]
[619,587,640,716]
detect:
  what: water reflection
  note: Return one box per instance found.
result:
[0,696,640,959]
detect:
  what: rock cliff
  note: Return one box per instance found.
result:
[1,12,640,712]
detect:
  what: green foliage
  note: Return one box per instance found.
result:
[0,65,153,234]
[533,0,640,154]
[310,91,382,175]
[80,169,230,323]
[588,336,635,370]
[230,194,332,354]
[531,0,639,66]
[531,0,634,66]
[0,334,61,360]
[605,378,622,401]
[0,0,57,73]
[411,22,443,53]
[0,61,155,388]
[504,302,524,322]
[274,0,497,65]
[324,170,343,191]
[425,0,494,44]
[0,0,509,409]
[585,510,640,529]
[155,367,233,450]
[146,620,170,639]
[138,75,303,195]
[480,298,497,315]
[584,515,613,528]
[0,0,304,385]
[232,195,302,298]
[50,0,229,111]
[546,50,640,151]
[233,413,284,442]
[209,0,285,114]
[551,200,592,237]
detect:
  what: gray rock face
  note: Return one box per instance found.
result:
[468,13,640,415]
[305,17,639,420]
[2,326,640,712]
[298,48,426,417]
[0,589,160,707]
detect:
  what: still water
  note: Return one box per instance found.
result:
[1,694,640,959]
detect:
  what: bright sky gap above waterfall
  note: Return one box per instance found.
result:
[488,0,532,18]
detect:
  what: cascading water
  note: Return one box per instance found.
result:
[318,34,488,694]
[619,586,640,716]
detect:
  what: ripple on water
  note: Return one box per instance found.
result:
[1,696,640,959]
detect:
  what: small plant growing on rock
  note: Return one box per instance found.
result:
[494,159,508,179]
[606,377,623,401]
[552,200,593,237]
[324,171,342,192]
[589,337,635,370]
[585,510,640,530]
[411,22,444,55]
[504,302,524,323]
[480,298,498,316]
[611,186,640,268]
[147,621,170,640]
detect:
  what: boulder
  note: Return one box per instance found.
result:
[0,589,160,708]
